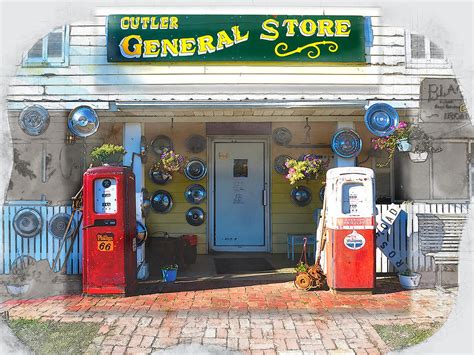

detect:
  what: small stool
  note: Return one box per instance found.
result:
[287,234,317,261]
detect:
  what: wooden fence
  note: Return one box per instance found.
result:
[0,202,469,275]
[0,203,82,275]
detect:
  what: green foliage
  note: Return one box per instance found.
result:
[285,155,329,185]
[371,121,412,167]
[7,318,100,355]
[161,264,179,270]
[90,144,126,163]
[294,261,308,273]
[399,269,415,276]
[373,322,442,351]
[152,148,187,174]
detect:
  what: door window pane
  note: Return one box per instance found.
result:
[233,159,248,177]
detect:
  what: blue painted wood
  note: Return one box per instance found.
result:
[0,206,4,274]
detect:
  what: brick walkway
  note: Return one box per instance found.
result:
[0,278,456,354]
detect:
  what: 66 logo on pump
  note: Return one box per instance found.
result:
[97,232,114,252]
[343,230,366,250]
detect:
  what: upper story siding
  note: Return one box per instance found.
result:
[7,7,456,112]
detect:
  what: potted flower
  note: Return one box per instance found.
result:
[371,121,412,167]
[91,144,126,166]
[285,155,329,185]
[398,269,422,289]
[408,126,443,163]
[161,264,178,282]
[150,149,187,184]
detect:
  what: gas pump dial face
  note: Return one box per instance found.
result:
[94,178,118,214]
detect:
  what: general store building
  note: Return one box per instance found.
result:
[1,6,472,280]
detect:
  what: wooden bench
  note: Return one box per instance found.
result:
[416,213,468,289]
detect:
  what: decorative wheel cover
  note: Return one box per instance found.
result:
[149,168,172,185]
[291,186,312,206]
[67,106,99,138]
[13,208,42,238]
[49,213,76,239]
[364,103,399,137]
[331,129,362,158]
[151,190,173,213]
[151,135,173,156]
[272,127,292,146]
[186,207,206,226]
[184,184,207,204]
[274,155,292,175]
[319,186,325,202]
[185,134,207,153]
[19,105,50,136]
[184,159,207,181]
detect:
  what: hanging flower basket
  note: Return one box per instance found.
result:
[161,264,178,282]
[408,151,429,163]
[150,149,187,181]
[397,138,412,152]
[90,144,126,166]
[285,154,329,185]
[371,121,412,167]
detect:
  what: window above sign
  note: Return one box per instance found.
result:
[23,26,70,67]
[406,32,450,68]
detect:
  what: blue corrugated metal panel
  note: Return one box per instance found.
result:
[0,203,82,275]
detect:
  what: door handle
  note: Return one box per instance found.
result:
[262,190,267,206]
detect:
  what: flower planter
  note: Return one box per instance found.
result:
[409,151,429,163]
[161,269,178,282]
[397,139,412,152]
[6,283,30,296]
[398,272,422,289]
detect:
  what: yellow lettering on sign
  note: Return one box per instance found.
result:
[150,17,160,29]
[160,17,169,29]
[334,20,351,36]
[317,19,335,36]
[216,30,235,50]
[120,17,130,30]
[141,16,150,29]
[299,19,317,36]
[130,17,140,30]
[143,40,160,58]
[197,35,216,55]
[119,35,143,58]
[179,37,196,56]
[161,38,179,57]
[231,25,249,44]
[169,16,179,29]
[260,18,279,41]
[282,19,298,37]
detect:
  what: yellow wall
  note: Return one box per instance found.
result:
[144,120,374,254]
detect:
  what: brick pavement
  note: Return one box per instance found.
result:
[0,278,456,354]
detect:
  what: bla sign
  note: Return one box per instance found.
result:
[107,15,367,63]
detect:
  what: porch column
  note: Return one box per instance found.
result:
[334,122,356,167]
[123,123,147,279]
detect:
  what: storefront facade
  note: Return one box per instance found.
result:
[2,7,472,273]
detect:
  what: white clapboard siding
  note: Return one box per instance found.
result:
[0,204,82,275]
[9,74,422,87]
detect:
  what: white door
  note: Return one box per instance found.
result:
[213,141,267,251]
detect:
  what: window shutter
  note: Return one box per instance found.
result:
[27,39,43,59]
[430,41,444,59]
[410,34,425,59]
[47,31,64,58]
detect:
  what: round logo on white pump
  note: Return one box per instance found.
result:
[344,230,366,250]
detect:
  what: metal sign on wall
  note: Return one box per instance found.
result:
[420,78,470,122]
[107,15,367,63]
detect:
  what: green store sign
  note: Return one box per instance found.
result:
[107,15,369,63]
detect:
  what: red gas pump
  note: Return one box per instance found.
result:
[82,166,137,295]
[325,167,376,293]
